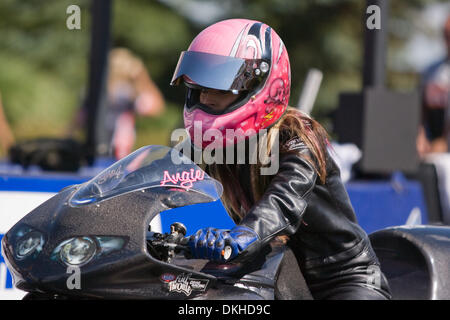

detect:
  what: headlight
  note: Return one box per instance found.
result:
[52,236,126,267]
[59,237,96,266]
[15,230,44,260]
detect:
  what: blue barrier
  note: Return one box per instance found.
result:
[0,235,13,289]
[0,171,429,234]
[159,201,235,234]
[346,173,428,234]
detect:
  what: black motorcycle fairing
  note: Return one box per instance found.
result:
[3,188,225,299]
[370,225,450,300]
[2,144,305,300]
[1,144,343,300]
[2,145,231,299]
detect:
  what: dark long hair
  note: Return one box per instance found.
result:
[206,107,330,222]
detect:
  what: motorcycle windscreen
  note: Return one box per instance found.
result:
[69,145,223,206]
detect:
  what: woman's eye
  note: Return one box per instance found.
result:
[200,88,230,95]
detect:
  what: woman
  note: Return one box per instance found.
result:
[170,19,391,300]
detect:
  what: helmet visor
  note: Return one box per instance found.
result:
[170,51,269,91]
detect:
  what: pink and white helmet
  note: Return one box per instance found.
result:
[171,19,291,148]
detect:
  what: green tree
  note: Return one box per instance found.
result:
[0,0,446,158]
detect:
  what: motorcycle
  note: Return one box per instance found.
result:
[2,145,450,300]
[1,145,311,300]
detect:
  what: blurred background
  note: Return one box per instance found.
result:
[0,0,449,158]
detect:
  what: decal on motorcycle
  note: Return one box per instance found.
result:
[97,165,123,185]
[160,169,205,191]
[162,273,209,296]
[160,273,176,282]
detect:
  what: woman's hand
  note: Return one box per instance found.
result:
[187,226,259,262]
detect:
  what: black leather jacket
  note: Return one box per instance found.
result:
[235,138,392,300]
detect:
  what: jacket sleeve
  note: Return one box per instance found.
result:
[239,143,317,246]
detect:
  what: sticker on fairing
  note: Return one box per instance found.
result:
[160,273,176,283]
[159,169,205,191]
[162,273,209,296]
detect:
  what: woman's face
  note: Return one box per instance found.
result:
[199,88,239,112]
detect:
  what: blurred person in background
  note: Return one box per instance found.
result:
[68,47,165,160]
[417,14,450,156]
[416,14,450,224]
[0,91,15,156]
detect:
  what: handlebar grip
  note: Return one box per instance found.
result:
[180,237,189,245]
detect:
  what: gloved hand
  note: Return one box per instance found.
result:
[187,226,259,262]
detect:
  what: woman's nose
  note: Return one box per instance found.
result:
[200,90,213,103]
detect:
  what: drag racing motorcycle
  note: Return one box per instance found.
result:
[2,145,450,299]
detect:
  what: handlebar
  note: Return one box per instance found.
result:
[148,223,235,263]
